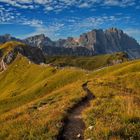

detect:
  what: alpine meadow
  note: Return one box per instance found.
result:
[0,0,140,140]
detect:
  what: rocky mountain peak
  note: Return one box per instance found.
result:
[0,34,18,43]
[24,34,54,49]
[0,28,140,58]
[3,34,12,39]
[26,34,45,40]
[106,27,123,33]
[22,28,140,58]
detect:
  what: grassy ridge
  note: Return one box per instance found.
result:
[83,60,140,140]
[0,41,25,58]
[0,42,139,140]
[0,41,25,49]
[46,52,128,70]
[0,56,86,113]
[0,82,86,140]
[0,55,88,139]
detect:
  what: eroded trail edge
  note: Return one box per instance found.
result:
[58,81,95,140]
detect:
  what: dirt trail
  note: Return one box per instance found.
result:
[58,81,95,140]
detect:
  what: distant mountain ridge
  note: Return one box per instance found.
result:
[0,34,20,43]
[0,28,140,58]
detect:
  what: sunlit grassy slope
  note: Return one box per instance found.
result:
[0,41,25,49]
[83,59,140,140]
[0,41,25,57]
[0,55,87,139]
[46,52,128,70]
[0,47,139,140]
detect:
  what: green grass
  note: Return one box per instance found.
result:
[45,52,128,70]
[0,41,25,57]
[0,41,25,49]
[0,82,86,140]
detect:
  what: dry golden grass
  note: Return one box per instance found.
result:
[0,55,87,140]
[0,47,139,140]
[0,82,86,140]
[83,60,140,140]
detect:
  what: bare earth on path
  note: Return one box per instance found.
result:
[58,82,95,140]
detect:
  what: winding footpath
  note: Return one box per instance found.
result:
[58,82,95,140]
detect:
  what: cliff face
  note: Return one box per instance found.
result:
[23,35,95,56]
[23,28,140,58]
[77,28,140,57]
[0,28,140,58]
[24,34,54,49]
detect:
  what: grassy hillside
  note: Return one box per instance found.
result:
[0,41,25,49]
[83,60,140,140]
[0,55,88,139]
[0,41,45,67]
[46,52,128,70]
[0,41,25,57]
[0,44,139,140]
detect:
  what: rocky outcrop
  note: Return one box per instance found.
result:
[24,34,54,49]
[14,45,46,64]
[0,59,7,71]
[0,42,46,71]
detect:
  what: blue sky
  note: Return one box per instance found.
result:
[0,0,140,43]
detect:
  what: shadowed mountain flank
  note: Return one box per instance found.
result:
[24,28,140,58]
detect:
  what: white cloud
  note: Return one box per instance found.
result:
[22,19,64,40]
[0,0,34,9]
[45,6,54,11]
[0,6,18,23]
[103,0,136,7]
[0,0,137,12]
[0,0,139,40]
[69,15,120,30]
[79,2,91,8]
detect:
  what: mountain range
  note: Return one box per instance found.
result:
[0,28,140,58]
